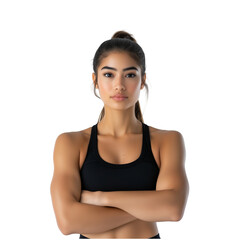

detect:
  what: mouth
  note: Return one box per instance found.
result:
[111,94,127,98]
[111,95,128,101]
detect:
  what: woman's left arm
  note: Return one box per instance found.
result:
[81,131,189,222]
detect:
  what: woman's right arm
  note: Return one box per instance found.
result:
[50,133,137,235]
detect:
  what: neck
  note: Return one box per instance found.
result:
[97,106,142,137]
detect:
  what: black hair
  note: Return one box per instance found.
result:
[93,31,145,76]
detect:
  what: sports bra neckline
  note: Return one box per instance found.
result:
[93,122,147,168]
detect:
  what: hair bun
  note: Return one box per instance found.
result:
[111,30,137,43]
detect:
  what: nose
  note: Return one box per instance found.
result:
[114,75,126,92]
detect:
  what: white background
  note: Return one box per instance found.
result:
[0,0,239,239]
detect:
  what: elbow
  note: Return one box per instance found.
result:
[56,209,78,235]
[169,190,188,222]
[57,216,73,235]
[57,205,84,235]
[60,226,71,236]
[53,201,84,235]
[170,210,183,222]
[170,206,184,222]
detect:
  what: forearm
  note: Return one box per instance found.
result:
[104,190,186,222]
[65,202,138,234]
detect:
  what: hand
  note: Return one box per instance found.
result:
[80,190,106,206]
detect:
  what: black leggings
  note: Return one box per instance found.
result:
[79,233,160,239]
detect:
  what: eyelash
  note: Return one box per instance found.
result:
[103,73,136,78]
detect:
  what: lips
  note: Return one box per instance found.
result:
[112,94,127,98]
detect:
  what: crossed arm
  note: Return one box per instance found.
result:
[50,130,189,235]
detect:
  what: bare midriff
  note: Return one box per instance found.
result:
[82,219,159,238]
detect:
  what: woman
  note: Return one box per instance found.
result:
[50,31,189,239]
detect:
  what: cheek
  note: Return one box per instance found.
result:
[127,81,141,93]
[98,80,112,97]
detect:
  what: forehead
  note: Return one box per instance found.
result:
[98,51,139,69]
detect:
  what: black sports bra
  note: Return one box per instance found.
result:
[80,122,160,191]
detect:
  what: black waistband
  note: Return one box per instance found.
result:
[80,233,160,239]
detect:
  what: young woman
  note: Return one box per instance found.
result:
[50,31,189,239]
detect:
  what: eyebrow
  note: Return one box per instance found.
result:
[101,66,138,71]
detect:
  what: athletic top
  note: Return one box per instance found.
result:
[80,122,160,191]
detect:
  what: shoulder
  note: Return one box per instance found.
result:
[148,125,184,143]
[148,125,185,156]
[53,126,94,170]
[54,126,93,152]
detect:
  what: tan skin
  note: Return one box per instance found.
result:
[50,51,189,238]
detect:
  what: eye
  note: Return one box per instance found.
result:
[126,73,136,78]
[104,73,113,78]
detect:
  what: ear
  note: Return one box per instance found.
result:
[140,73,146,90]
[92,73,98,89]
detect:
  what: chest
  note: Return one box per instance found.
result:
[97,134,144,164]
